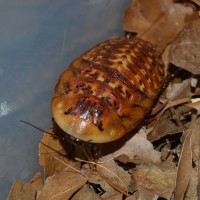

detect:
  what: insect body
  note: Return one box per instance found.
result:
[51,37,165,143]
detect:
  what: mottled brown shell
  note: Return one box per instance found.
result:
[51,37,165,143]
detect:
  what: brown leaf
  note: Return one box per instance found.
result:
[147,109,181,142]
[39,131,80,178]
[102,193,123,200]
[166,78,192,101]
[96,158,132,195]
[88,170,122,199]
[186,101,200,115]
[7,181,36,200]
[174,130,193,200]
[132,161,176,200]
[169,18,200,75]
[184,118,200,199]
[126,192,139,200]
[71,184,102,200]
[123,0,197,51]
[37,169,87,200]
[191,0,200,6]
[91,130,161,196]
[30,172,43,192]
[101,130,161,164]
[147,98,191,141]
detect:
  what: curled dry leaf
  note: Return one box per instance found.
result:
[132,161,176,200]
[7,181,36,200]
[123,0,197,51]
[39,131,80,178]
[169,18,200,75]
[174,130,193,200]
[37,169,87,200]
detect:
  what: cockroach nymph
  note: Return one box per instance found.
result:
[51,37,165,143]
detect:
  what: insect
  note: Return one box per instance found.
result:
[51,37,165,143]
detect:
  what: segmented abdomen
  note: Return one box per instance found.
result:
[51,37,165,143]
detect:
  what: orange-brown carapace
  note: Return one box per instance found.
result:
[51,37,165,143]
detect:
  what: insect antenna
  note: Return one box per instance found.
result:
[20,120,101,161]
[20,120,65,141]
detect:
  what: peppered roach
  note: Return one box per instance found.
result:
[51,37,165,143]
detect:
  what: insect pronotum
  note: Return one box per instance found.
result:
[51,37,165,143]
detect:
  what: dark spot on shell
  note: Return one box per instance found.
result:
[75,83,85,91]
[96,106,104,118]
[64,107,76,115]
[145,74,149,79]
[65,82,71,94]
[117,85,123,94]
[125,90,131,99]
[78,100,91,115]
[149,68,154,74]
[113,100,119,111]
[121,55,127,60]
[96,120,104,131]
[104,78,110,83]
[102,96,112,107]
[82,85,93,95]
[90,72,98,79]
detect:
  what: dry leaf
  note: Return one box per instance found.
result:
[100,130,161,164]
[169,18,200,75]
[184,118,200,199]
[96,157,132,195]
[174,130,193,200]
[7,181,36,200]
[30,172,43,192]
[91,130,161,196]
[132,161,176,200]
[191,0,200,6]
[102,193,123,200]
[123,0,197,51]
[186,101,200,115]
[71,184,102,200]
[147,109,181,142]
[126,192,139,200]
[87,170,122,199]
[39,131,80,178]
[166,78,192,101]
[162,44,171,72]
[147,98,191,141]
[37,169,87,200]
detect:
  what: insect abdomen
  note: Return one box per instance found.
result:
[51,37,165,143]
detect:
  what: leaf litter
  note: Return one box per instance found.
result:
[8,1,200,199]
